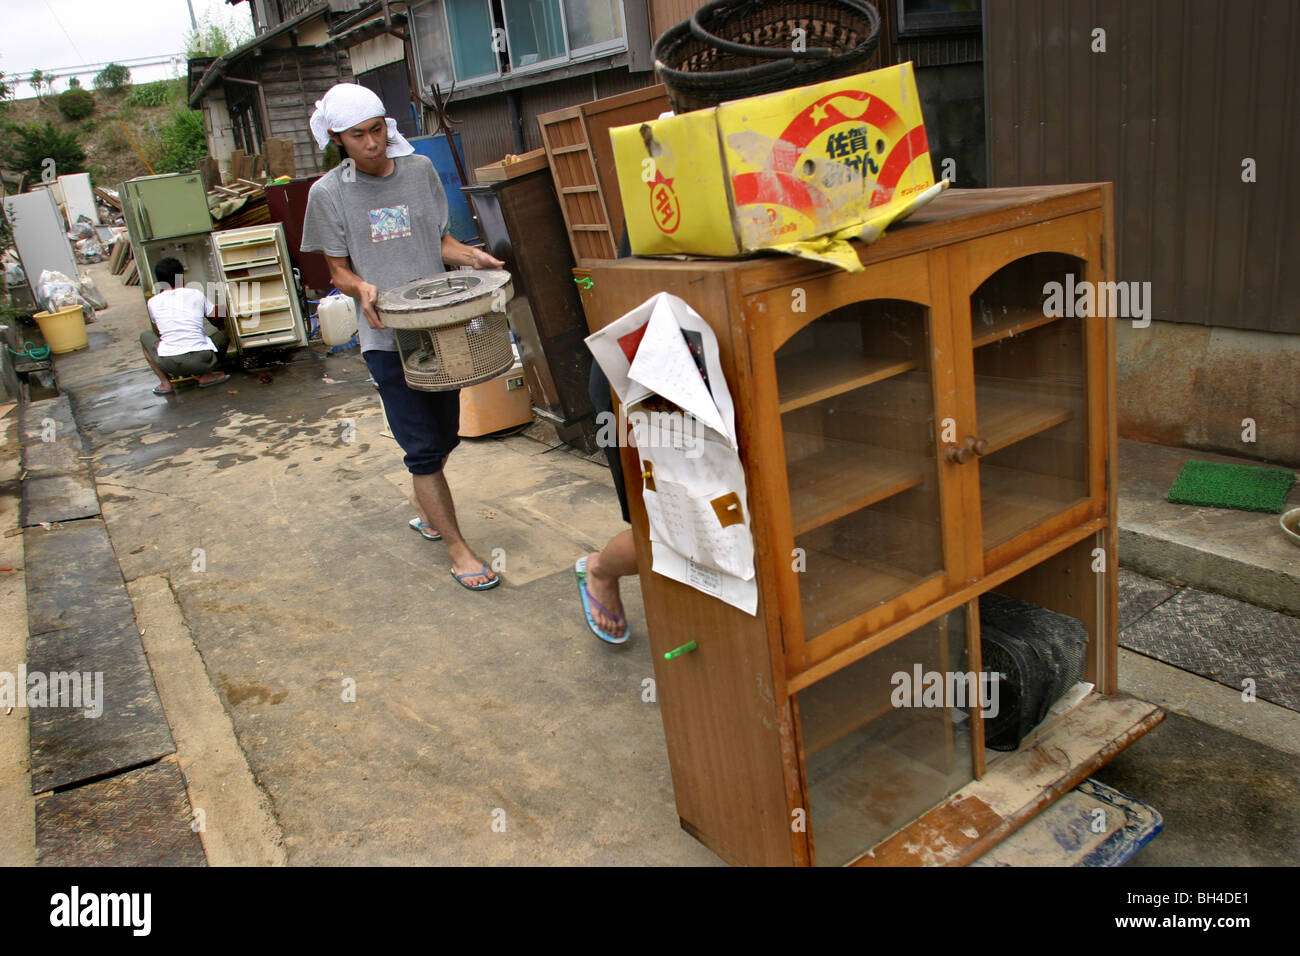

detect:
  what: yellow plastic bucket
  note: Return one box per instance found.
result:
[32,305,89,354]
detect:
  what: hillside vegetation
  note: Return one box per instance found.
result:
[1,78,206,193]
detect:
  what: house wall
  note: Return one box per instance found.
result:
[256,46,355,176]
[984,0,1300,464]
[984,0,1300,337]
[351,33,406,73]
[202,86,240,166]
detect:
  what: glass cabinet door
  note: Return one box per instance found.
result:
[775,297,947,647]
[797,606,974,866]
[966,252,1092,558]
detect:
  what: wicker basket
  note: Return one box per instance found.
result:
[654,0,882,114]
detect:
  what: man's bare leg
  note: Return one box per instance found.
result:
[142,344,174,392]
[408,491,435,531]
[411,469,494,586]
[583,529,637,637]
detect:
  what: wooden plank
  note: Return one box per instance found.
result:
[196,155,221,193]
[265,139,296,179]
[473,148,548,183]
[228,150,247,184]
[852,693,1163,866]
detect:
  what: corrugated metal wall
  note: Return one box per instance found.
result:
[985,0,1300,335]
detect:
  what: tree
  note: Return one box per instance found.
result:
[68,77,82,89]
[93,62,131,94]
[186,17,252,58]
[30,69,46,99]
[3,121,86,183]
[57,87,95,120]
[0,71,13,113]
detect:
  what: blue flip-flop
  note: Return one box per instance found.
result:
[575,556,629,645]
[408,516,442,541]
[450,564,500,591]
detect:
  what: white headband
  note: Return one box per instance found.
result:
[309,83,415,157]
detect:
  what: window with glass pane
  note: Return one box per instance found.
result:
[970,253,1089,551]
[446,0,499,80]
[776,300,945,641]
[412,1,454,89]
[799,608,973,865]
[564,0,624,51]
[503,0,567,68]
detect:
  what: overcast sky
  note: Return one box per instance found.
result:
[1,0,255,95]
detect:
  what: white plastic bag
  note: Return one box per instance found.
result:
[36,269,96,321]
[79,273,108,310]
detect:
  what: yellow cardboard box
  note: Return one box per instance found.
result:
[611,62,940,269]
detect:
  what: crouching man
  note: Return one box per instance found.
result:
[140,257,230,395]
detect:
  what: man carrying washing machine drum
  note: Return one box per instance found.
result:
[301,83,506,592]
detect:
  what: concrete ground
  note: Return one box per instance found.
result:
[3,259,1297,866]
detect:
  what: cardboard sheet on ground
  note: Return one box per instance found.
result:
[586,293,757,615]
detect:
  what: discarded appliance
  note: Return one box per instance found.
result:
[376,270,514,391]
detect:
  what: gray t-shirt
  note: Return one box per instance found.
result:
[300,153,450,352]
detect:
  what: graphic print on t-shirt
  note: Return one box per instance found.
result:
[368,204,411,242]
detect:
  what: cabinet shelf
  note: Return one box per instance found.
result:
[971,306,1061,348]
[788,441,926,535]
[980,464,1088,548]
[799,549,930,640]
[778,352,919,413]
[975,382,1073,453]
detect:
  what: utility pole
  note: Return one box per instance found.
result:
[185,0,198,32]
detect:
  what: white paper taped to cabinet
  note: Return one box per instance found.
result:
[585,292,736,448]
[586,292,757,614]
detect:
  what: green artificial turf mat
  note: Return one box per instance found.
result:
[1166,461,1296,513]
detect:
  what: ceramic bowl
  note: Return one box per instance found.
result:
[1280,507,1300,547]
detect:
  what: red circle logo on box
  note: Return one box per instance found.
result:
[648,172,681,234]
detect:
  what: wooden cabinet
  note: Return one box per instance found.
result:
[463,171,598,451]
[581,184,1162,866]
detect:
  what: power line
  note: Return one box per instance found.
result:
[41,0,88,64]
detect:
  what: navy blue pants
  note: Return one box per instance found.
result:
[364,349,461,474]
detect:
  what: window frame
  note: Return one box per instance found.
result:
[894,0,983,38]
[410,0,629,91]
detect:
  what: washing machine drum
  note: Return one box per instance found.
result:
[377,269,514,392]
